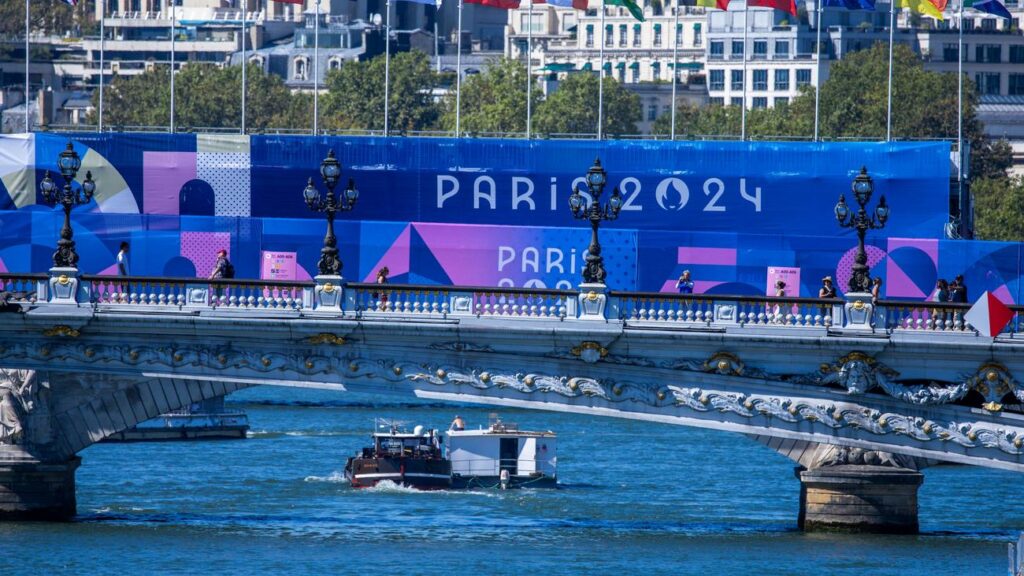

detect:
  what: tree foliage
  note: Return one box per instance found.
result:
[973,176,1024,241]
[0,0,92,38]
[322,51,440,132]
[439,57,542,135]
[90,64,300,131]
[533,74,641,136]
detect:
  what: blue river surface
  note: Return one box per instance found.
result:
[0,386,1021,576]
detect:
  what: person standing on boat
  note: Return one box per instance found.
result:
[450,415,465,431]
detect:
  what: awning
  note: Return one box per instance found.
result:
[653,23,661,31]
[615,62,626,69]
[669,62,704,70]
[633,23,641,30]
[582,62,593,70]
[586,23,593,31]
[603,62,612,71]
[693,22,702,30]
[651,61,661,68]
[628,62,639,69]
[539,62,576,72]
[606,24,613,31]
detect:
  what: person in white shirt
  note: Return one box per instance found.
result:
[117,242,129,276]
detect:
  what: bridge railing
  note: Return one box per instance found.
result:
[610,291,841,327]
[5,272,1024,335]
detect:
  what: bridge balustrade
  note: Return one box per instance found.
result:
[4,272,1024,335]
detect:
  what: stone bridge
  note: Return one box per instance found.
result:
[2,267,1024,532]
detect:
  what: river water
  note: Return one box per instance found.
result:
[0,386,1020,575]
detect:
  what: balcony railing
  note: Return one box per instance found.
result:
[3,272,1022,336]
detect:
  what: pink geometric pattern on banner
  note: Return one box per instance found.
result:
[363,225,411,282]
[411,223,513,286]
[181,232,231,278]
[993,284,1015,306]
[677,247,737,266]
[887,237,938,264]
[885,259,927,299]
[143,152,197,215]
[296,265,313,281]
[0,257,6,273]
[96,263,118,276]
[836,245,886,292]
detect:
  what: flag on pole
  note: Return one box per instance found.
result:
[606,0,645,20]
[899,0,944,18]
[964,291,1015,337]
[965,0,1012,18]
[749,0,797,15]
[822,0,875,8]
[541,0,591,9]
[694,0,731,8]
[465,0,522,7]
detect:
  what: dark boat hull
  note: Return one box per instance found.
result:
[345,457,452,490]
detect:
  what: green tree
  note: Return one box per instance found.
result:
[0,0,92,37]
[438,57,541,135]
[533,74,641,137]
[89,63,299,131]
[322,51,440,132]
[973,176,1024,241]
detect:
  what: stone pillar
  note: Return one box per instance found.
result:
[0,457,80,521]
[797,465,923,534]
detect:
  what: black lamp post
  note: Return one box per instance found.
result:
[303,149,359,276]
[40,142,96,268]
[568,157,624,284]
[835,166,889,293]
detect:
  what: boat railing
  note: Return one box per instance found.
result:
[453,457,553,476]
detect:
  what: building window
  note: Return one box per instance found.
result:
[976,72,1000,95]
[709,69,724,90]
[693,23,702,47]
[648,102,658,121]
[796,69,811,87]
[753,40,767,59]
[618,67,626,82]
[1010,46,1024,63]
[1010,74,1024,95]
[981,18,997,30]
[586,26,594,47]
[677,23,684,46]
[774,97,789,107]
[752,97,768,109]
[731,40,744,58]
[654,26,662,46]
[632,66,640,82]
[731,69,743,90]
[710,41,724,60]
[294,57,307,80]
[606,25,613,47]
[753,69,767,90]
[943,43,959,62]
[774,40,789,57]
[730,97,743,106]
[976,44,1001,63]
[328,58,341,70]
[619,24,627,47]
[710,97,724,106]
[774,69,789,90]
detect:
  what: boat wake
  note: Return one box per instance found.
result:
[303,471,347,483]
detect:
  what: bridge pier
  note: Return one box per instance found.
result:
[0,457,79,521]
[797,465,923,534]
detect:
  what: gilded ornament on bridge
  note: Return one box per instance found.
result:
[570,341,608,364]
[306,333,347,346]
[818,352,899,395]
[261,357,271,367]
[84,348,95,357]
[42,325,79,338]
[173,353,183,362]
[128,350,139,361]
[586,291,598,302]
[436,369,446,379]
[217,354,227,365]
[479,372,491,383]
[964,362,1019,412]
[57,275,69,286]
[702,351,745,376]
[392,365,402,376]
[305,360,315,369]
[322,282,336,294]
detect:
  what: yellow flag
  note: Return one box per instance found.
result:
[900,0,944,19]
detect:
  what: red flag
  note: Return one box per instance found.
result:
[270,0,304,4]
[748,0,797,15]
[465,0,522,8]
[964,291,1015,338]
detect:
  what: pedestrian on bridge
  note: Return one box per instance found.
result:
[375,266,390,310]
[117,242,130,276]
[818,276,836,299]
[950,275,968,304]
[675,270,694,295]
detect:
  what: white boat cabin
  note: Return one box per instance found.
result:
[446,419,556,480]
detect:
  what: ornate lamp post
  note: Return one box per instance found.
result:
[835,166,889,293]
[40,142,96,268]
[568,158,624,285]
[303,149,359,276]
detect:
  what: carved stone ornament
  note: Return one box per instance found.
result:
[570,341,608,364]
[42,325,80,338]
[807,444,916,470]
[306,333,347,346]
[702,351,746,376]
[818,352,898,395]
[963,362,1020,412]
[0,369,40,445]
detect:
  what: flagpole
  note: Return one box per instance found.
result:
[435,5,440,73]
[171,0,176,133]
[741,0,748,140]
[242,0,247,134]
[598,2,605,140]
[813,0,821,141]
[314,0,321,135]
[526,0,533,139]
[957,0,963,223]
[670,0,679,140]
[384,0,391,136]
[886,0,894,141]
[455,0,463,137]
[99,0,105,132]
[24,0,29,132]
